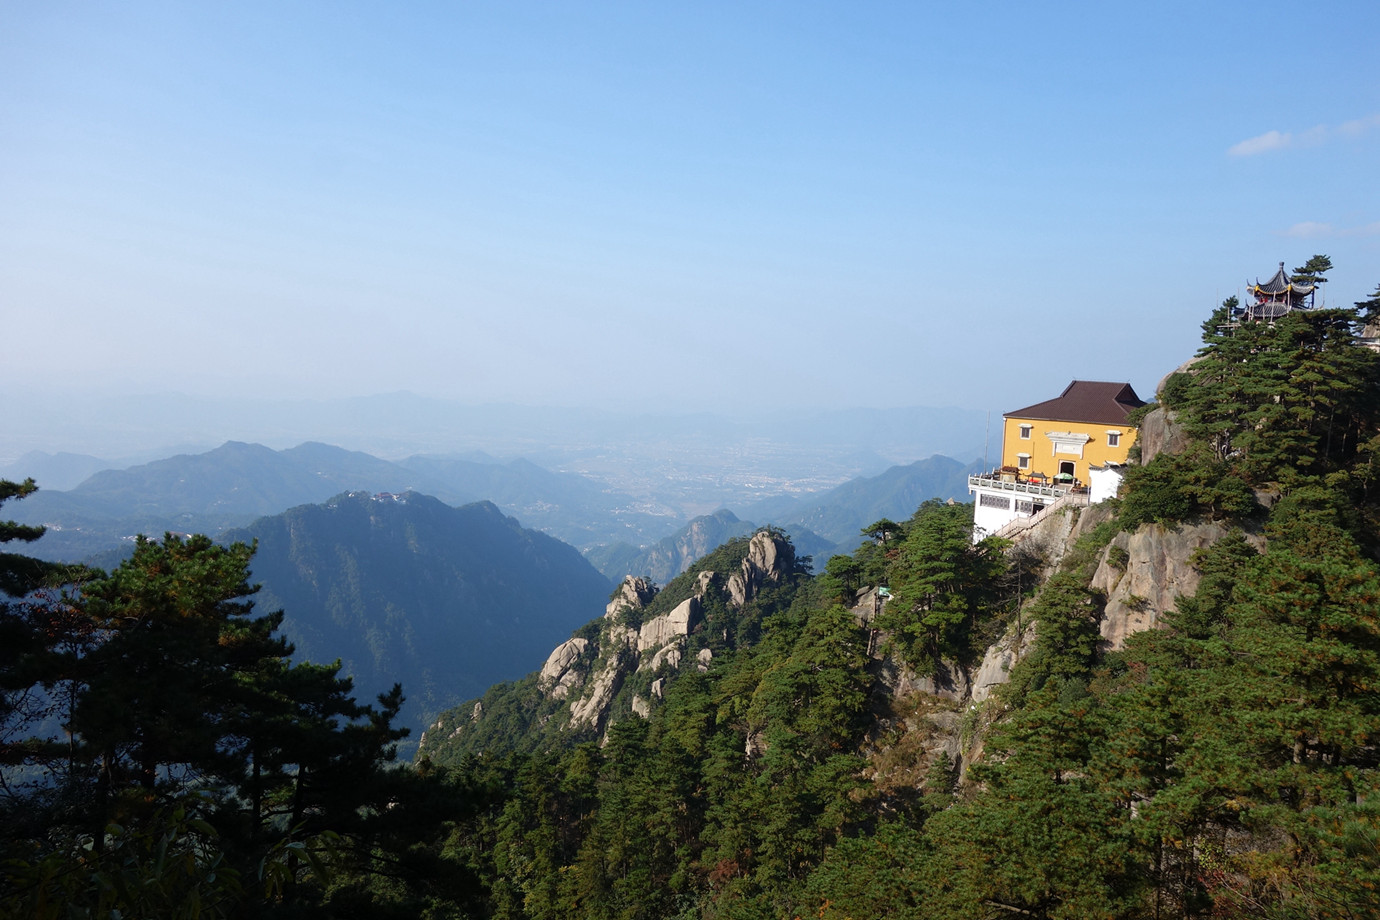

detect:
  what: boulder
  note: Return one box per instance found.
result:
[642,640,684,673]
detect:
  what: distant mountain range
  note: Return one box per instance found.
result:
[6,436,982,595]
[223,492,613,749]
[8,441,673,561]
[749,453,983,552]
[7,391,988,472]
[0,451,122,492]
[587,455,982,582]
[585,509,761,584]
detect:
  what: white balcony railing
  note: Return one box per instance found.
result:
[967,474,1072,500]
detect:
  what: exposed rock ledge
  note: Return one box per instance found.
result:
[638,597,699,652]
[538,637,589,700]
[606,575,657,619]
[537,529,795,737]
[1092,520,1262,651]
[727,531,791,606]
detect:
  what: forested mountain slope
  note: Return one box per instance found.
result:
[413,297,1380,919]
[223,491,613,742]
[6,287,1379,918]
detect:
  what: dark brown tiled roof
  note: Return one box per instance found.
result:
[1251,261,1314,297]
[1005,381,1145,426]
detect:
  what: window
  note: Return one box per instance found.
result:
[1107,431,1121,447]
[1019,424,1032,439]
[979,493,1011,510]
[1016,453,1030,469]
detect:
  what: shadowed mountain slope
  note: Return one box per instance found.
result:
[222,491,613,745]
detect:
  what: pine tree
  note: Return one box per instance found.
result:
[880,500,1006,669]
[1356,282,1380,325]
[71,535,291,800]
[1290,253,1333,290]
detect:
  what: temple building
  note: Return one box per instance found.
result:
[1239,262,1319,321]
[968,380,1145,539]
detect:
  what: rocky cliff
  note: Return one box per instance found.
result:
[419,529,800,759]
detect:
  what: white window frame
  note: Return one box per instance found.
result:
[1106,430,1122,447]
[1016,453,1030,469]
[1019,424,1032,440]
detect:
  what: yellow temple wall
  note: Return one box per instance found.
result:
[999,416,1138,484]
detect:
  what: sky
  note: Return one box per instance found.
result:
[3,1,1378,422]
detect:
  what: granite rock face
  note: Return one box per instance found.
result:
[638,597,699,652]
[1136,406,1190,466]
[871,655,972,703]
[538,637,589,700]
[970,624,1036,704]
[568,659,628,731]
[727,531,792,607]
[1091,520,1261,651]
[606,575,657,619]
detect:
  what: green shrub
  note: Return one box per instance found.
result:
[1119,450,1257,528]
[1158,371,1194,409]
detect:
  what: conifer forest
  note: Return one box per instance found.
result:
[4,285,1380,918]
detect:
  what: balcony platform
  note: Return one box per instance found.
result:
[967,472,1074,500]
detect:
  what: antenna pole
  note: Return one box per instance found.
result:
[983,410,991,472]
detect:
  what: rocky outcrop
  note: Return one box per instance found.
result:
[539,638,589,700]
[642,640,684,673]
[568,655,627,731]
[970,622,1036,704]
[727,531,793,607]
[1091,520,1262,651]
[638,596,699,652]
[635,571,718,654]
[870,655,971,703]
[468,529,797,746]
[606,575,657,619]
[1136,406,1190,466]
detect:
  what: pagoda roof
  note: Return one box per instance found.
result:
[1005,380,1146,426]
[1250,262,1315,298]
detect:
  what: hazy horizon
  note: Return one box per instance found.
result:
[5,2,1375,431]
[3,388,991,470]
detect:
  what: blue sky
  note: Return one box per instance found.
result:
[2,1,1377,419]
